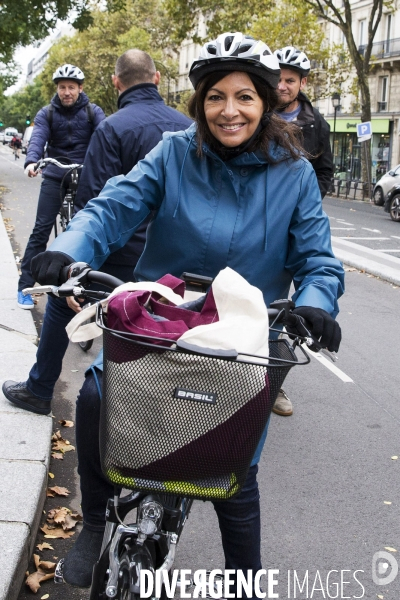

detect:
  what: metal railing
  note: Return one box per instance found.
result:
[359,37,400,59]
[327,178,374,201]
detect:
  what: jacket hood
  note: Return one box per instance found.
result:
[118,83,164,110]
[51,91,89,113]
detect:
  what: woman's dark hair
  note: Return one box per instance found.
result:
[188,71,305,162]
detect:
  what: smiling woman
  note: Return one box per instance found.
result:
[29,31,344,592]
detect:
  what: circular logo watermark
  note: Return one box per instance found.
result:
[372,551,398,586]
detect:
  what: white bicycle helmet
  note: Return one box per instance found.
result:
[189,32,281,89]
[274,46,311,77]
[53,64,85,83]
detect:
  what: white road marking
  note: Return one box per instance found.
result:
[391,236,400,239]
[362,227,381,233]
[336,220,354,226]
[304,346,354,382]
[330,227,356,230]
[335,237,389,240]
[376,249,400,253]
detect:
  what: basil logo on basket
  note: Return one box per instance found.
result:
[174,388,217,404]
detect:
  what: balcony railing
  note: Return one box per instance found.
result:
[359,37,400,58]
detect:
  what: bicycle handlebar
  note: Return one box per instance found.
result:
[22,264,338,361]
[34,157,83,172]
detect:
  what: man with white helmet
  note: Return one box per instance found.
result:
[17,64,105,309]
[272,46,334,417]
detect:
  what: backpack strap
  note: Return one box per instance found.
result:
[85,103,95,129]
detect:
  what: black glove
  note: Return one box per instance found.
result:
[283,306,341,353]
[31,251,74,286]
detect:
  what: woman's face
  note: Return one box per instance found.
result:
[204,72,264,147]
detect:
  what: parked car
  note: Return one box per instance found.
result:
[384,184,400,222]
[373,165,400,205]
[3,127,18,145]
[22,126,34,154]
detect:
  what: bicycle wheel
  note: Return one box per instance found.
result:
[78,302,94,352]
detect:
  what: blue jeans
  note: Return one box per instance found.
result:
[26,262,135,400]
[76,370,263,589]
[18,177,66,291]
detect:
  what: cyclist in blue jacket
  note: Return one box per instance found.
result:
[29,33,344,593]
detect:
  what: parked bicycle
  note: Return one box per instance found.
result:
[24,264,325,600]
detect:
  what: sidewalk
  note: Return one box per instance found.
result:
[0,212,53,600]
[0,213,400,600]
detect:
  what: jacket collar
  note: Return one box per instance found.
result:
[118,83,164,109]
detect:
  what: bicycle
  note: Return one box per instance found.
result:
[24,264,322,600]
[33,157,83,236]
[33,158,94,351]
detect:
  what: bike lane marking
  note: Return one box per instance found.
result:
[303,346,354,383]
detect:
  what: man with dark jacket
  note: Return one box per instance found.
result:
[18,64,105,309]
[3,50,192,419]
[272,46,334,416]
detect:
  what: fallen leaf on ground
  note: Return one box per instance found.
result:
[59,419,74,427]
[71,369,79,372]
[37,543,54,551]
[41,524,75,539]
[47,486,70,497]
[384,546,397,552]
[391,456,398,460]
[47,507,82,530]
[51,452,64,460]
[52,438,75,453]
[41,594,50,599]
[384,501,392,505]
[48,472,55,479]
[25,556,56,592]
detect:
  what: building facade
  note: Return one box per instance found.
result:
[175,2,400,183]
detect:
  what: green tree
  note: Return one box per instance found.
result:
[39,0,178,113]
[0,0,93,66]
[0,77,46,130]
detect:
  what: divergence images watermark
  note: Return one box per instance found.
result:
[139,555,399,599]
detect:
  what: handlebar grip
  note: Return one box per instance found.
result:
[86,271,125,289]
[33,163,40,172]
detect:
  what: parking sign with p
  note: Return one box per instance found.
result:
[357,121,372,141]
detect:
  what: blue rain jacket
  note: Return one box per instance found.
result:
[50,124,344,465]
[51,123,344,314]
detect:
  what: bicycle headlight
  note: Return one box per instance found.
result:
[138,498,164,535]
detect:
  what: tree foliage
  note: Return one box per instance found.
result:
[39,0,178,114]
[165,0,354,101]
[0,0,93,66]
[0,77,46,130]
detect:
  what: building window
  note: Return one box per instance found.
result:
[359,19,366,46]
[378,76,388,111]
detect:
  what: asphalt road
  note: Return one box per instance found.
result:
[0,151,398,600]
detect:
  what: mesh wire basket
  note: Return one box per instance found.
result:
[99,316,298,501]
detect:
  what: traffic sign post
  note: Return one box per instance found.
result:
[357,122,372,200]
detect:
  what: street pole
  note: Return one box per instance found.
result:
[331,93,341,172]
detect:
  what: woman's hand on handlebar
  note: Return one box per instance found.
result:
[31,251,75,285]
[283,306,341,353]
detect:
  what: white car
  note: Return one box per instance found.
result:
[3,127,18,145]
[373,165,400,205]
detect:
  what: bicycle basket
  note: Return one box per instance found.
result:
[99,312,298,501]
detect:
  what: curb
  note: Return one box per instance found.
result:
[0,211,53,600]
[332,236,400,287]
